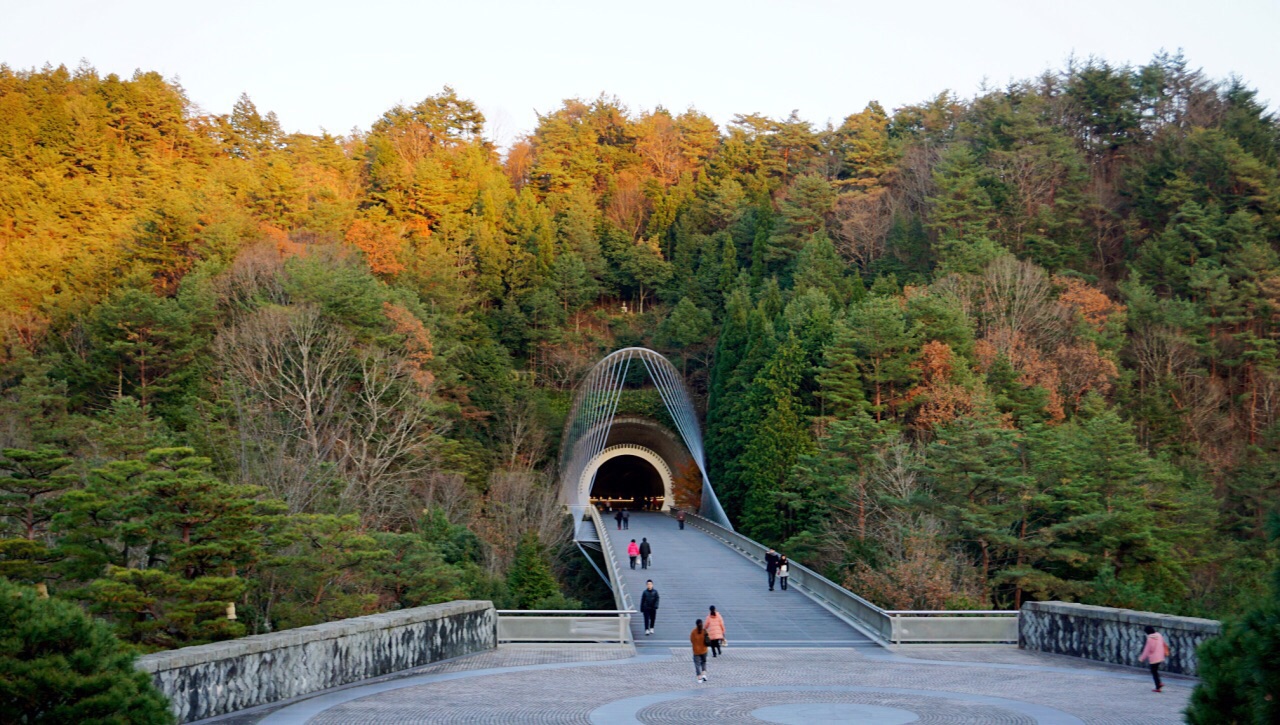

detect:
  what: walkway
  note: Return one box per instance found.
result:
[225,644,1192,724]
[602,512,871,646]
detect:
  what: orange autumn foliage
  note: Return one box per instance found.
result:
[976,331,1066,422]
[383,302,435,389]
[346,218,407,275]
[671,458,704,511]
[1054,276,1125,333]
[910,340,978,430]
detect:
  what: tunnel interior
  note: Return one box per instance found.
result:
[589,455,664,510]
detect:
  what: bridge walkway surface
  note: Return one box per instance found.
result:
[601,512,871,647]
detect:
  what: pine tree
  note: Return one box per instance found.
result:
[928,145,1004,275]
[507,532,561,609]
[68,448,282,648]
[0,448,75,584]
[791,411,896,552]
[1187,516,1280,724]
[845,295,921,421]
[0,578,174,724]
[657,298,713,375]
[924,411,1025,595]
[740,334,815,543]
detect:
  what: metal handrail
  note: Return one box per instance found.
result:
[884,610,1018,616]
[675,510,1018,645]
[497,610,637,615]
[581,505,632,617]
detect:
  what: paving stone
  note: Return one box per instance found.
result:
[267,644,1192,724]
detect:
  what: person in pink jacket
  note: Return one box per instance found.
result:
[627,540,639,569]
[1138,625,1167,692]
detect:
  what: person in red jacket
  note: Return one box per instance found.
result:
[627,539,639,569]
[1138,625,1168,692]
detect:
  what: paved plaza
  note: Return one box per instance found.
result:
[214,643,1190,724]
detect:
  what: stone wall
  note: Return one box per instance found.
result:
[1019,601,1219,676]
[136,600,496,723]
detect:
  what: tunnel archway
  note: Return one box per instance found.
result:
[559,347,730,528]
[580,444,672,512]
[590,454,665,510]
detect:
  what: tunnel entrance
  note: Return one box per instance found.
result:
[589,455,664,511]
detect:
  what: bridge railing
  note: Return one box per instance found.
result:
[496,609,635,644]
[573,505,632,616]
[677,511,1017,645]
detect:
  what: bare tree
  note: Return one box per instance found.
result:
[831,188,896,271]
[413,471,474,526]
[215,305,353,511]
[475,468,568,575]
[212,243,290,320]
[339,349,447,528]
[493,394,548,471]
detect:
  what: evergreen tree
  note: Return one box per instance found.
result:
[739,334,815,543]
[507,532,561,609]
[1187,516,1280,724]
[66,449,282,648]
[845,295,921,421]
[0,578,174,724]
[928,145,1003,275]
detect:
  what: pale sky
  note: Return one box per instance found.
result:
[3,0,1277,148]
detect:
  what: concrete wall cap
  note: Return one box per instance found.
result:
[136,600,493,672]
[1020,601,1220,632]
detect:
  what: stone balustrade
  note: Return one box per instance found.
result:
[136,600,496,723]
[1019,601,1220,676]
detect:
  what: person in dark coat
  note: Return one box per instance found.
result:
[639,537,652,569]
[615,510,623,530]
[623,510,630,529]
[676,509,686,530]
[765,548,781,591]
[640,580,660,635]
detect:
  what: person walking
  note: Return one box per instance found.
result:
[639,537,652,569]
[765,548,781,591]
[1138,625,1168,692]
[615,510,624,530]
[690,618,709,683]
[623,510,630,530]
[676,509,686,530]
[778,555,790,591]
[640,580,660,635]
[627,539,639,569]
[705,605,726,657]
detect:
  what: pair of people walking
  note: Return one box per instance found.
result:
[614,510,630,530]
[626,538,652,569]
[691,605,727,682]
[764,549,789,591]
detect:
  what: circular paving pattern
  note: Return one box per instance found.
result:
[591,687,1067,724]
[752,702,919,725]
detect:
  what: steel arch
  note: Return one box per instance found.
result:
[559,347,731,528]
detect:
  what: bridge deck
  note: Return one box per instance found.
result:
[602,512,871,646]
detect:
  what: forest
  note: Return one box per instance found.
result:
[1,53,1279,654]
